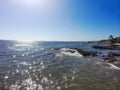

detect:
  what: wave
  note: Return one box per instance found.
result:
[59,48,83,57]
[96,62,120,70]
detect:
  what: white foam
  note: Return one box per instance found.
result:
[59,48,83,57]
[96,62,120,70]
[55,53,63,58]
[106,63,120,70]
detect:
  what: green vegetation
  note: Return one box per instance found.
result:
[100,35,120,44]
[112,36,120,43]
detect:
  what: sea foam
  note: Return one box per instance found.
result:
[59,48,83,57]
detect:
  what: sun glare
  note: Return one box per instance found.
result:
[21,0,45,5]
[17,40,35,43]
[11,0,49,7]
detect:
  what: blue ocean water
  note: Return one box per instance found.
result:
[0,40,120,90]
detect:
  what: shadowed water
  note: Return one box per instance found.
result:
[0,40,120,90]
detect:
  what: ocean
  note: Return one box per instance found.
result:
[0,40,120,90]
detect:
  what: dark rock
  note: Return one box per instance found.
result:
[87,41,93,43]
[113,61,120,67]
[72,48,97,57]
[98,52,102,54]
[101,57,117,63]
[108,52,120,56]
[111,43,120,47]
[102,55,106,57]
[92,45,120,50]
[92,45,115,50]
[54,48,60,50]
[65,50,76,53]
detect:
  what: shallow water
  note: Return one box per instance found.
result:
[0,40,120,90]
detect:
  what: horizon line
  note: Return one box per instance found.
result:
[0,39,100,42]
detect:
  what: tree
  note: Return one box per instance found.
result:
[108,35,114,44]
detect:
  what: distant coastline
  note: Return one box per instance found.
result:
[98,36,120,44]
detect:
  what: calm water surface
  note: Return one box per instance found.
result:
[0,40,120,90]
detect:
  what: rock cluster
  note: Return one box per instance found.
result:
[93,44,120,67]
[72,48,97,57]
[53,43,120,68]
[92,45,120,50]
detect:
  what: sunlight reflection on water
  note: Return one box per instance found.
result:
[0,41,120,90]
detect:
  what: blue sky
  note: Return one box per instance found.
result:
[0,0,120,41]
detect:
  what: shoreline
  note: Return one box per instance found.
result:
[92,40,120,68]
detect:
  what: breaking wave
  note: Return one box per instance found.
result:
[59,48,83,57]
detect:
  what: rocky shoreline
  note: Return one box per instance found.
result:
[54,42,120,68]
[76,46,120,67]
[92,43,120,68]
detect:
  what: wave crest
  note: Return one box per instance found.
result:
[59,48,83,57]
